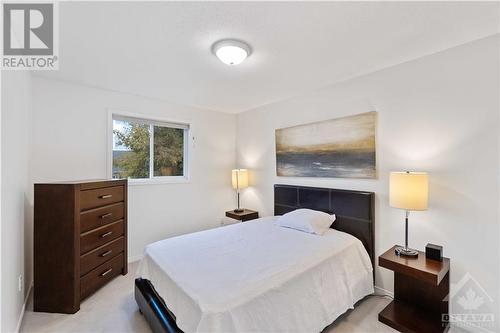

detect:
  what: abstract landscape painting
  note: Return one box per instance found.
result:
[275,111,376,178]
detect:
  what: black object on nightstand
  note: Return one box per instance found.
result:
[426,243,443,261]
[378,245,450,333]
[225,209,259,222]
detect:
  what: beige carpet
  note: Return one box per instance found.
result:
[21,261,398,333]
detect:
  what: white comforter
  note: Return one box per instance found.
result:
[137,216,374,333]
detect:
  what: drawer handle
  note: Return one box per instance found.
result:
[100,268,112,277]
[100,213,113,219]
[100,250,112,257]
[100,231,113,238]
[99,194,112,199]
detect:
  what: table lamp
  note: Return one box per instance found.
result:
[232,169,248,213]
[390,171,429,257]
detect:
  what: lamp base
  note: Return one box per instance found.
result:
[395,246,419,258]
[233,208,244,213]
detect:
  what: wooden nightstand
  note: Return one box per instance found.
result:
[225,209,259,222]
[378,245,450,333]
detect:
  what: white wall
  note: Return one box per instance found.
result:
[32,77,236,260]
[1,71,33,333]
[236,35,500,325]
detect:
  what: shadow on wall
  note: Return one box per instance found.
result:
[24,193,34,299]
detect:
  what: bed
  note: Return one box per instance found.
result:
[135,184,375,333]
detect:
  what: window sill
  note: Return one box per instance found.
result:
[121,177,190,186]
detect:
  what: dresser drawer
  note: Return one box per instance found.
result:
[80,203,124,233]
[80,237,124,276]
[80,186,124,211]
[80,220,124,255]
[80,253,123,300]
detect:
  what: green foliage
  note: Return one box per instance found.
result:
[113,123,184,179]
[114,124,150,179]
[153,126,184,176]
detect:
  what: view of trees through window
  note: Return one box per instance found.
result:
[112,117,186,179]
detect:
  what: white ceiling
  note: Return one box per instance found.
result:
[36,1,499,113]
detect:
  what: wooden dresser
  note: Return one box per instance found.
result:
[34,179,128,313]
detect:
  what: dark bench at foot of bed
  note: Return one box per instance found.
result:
[135,278,182,333]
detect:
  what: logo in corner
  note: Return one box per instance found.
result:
[2,2,58,70]
[444,273,495,330]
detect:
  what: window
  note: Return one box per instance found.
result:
[111,114,189,182]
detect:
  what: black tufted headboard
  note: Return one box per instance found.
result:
[274,184,375,268]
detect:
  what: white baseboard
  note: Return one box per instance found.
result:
[374,285,394,297]
[15,281,33,333]
[128,255,143,263]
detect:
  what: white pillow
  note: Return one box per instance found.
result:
[277,208,336,235]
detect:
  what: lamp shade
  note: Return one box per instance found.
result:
[390,172,429,211]
[232,169,249,190]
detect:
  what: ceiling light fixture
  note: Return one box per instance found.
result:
[212,39,251,66]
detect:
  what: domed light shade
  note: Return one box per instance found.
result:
[213,40,251,65]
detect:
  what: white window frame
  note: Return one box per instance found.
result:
[107,109,191,185]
